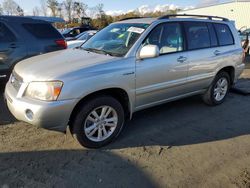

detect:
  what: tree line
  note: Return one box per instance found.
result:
[0,0,179,29]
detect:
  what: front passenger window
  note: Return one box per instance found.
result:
[143,23,183,55]
[160,23,183,54]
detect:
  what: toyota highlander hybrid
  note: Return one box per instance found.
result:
[5,15,245,148]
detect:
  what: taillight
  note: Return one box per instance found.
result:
[55,39,67,49]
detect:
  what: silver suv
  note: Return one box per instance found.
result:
[5,15,245,148]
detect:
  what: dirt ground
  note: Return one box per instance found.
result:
[0,64,250,188]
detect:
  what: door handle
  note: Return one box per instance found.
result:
[177,56,187,63]
[214,50,221,56]
[9,43,18,49]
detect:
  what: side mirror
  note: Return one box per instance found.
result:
[138,45,160,59]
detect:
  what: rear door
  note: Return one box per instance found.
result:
[184,21,222,91]
[0,22,26,78]
[135,22,189,108]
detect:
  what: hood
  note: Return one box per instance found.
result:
[15,48,117,82]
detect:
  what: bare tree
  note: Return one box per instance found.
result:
[47,0,58,17]
[96,3,105,18]
[2,0,22,16]
[57,3,64,18]
[87,7,97,18]
[16,6,24,16]
[0,4,3,15]
[33,6,40,16]
[63,0,74,22]
[40,0,47,16]
[73,1,88,19]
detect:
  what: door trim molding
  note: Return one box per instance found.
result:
[136,77,187,96]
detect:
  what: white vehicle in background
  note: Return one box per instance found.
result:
[67,30,97,48]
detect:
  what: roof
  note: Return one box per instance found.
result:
[27,16,65,23]
[0,16,65,23]
[117,18,157,24]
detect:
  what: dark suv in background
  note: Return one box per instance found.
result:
[0,16,66,83]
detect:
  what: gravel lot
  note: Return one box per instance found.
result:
[0,63,250,188]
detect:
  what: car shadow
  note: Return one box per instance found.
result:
[108,91,250,150]
[244,56,250,69]
[0,150,157,187]
[0,85,17,125]
[231,78,250,95]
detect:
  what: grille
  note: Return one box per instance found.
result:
[10,71,23,91]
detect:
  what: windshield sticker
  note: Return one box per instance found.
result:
[127,27,145,34]
[111,28,121,32]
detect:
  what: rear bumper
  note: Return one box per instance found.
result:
[5,82,77,132]
[235,63,246,82]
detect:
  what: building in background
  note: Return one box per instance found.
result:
[180,0,250,30]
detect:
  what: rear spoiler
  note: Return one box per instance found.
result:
[27,16,65,23]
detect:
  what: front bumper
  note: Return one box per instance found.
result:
[4,82,77,132]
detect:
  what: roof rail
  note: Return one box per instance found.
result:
[158,14,229,21]
[119,17,144,21]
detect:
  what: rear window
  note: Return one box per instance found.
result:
[214,23,234,46]
[184,22,210,50]
[23,23,62,39]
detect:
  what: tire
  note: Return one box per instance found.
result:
[71,96,125,148]
[202,71,230,106]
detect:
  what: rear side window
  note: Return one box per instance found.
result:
[184,22,210,50]
[23,23,62,39]
[0,22,16,42]
[214,24,234,46]
[207,23,218,47]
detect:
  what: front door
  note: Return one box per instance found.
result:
[0,22,25,79]
[135,22,189,109]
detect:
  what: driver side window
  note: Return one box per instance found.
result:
[143,23,184,55]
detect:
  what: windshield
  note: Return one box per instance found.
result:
[61,28,72,34]
[82,23,149,57]
[78,32,95,41]
[76,32,87,39]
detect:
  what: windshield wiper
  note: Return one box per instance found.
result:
[83,48,120,57]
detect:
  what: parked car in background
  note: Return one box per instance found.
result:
[5,15,245,148]
[61,26,92,38]
[0,16,66,84]
[67,30,97,48]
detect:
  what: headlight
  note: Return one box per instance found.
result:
[25,81,63,101]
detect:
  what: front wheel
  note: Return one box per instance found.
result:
[202,71,230,106]
[71,96,125,148]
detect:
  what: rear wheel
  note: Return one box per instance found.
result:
[71,96,125,148]
[202,71,230,106]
